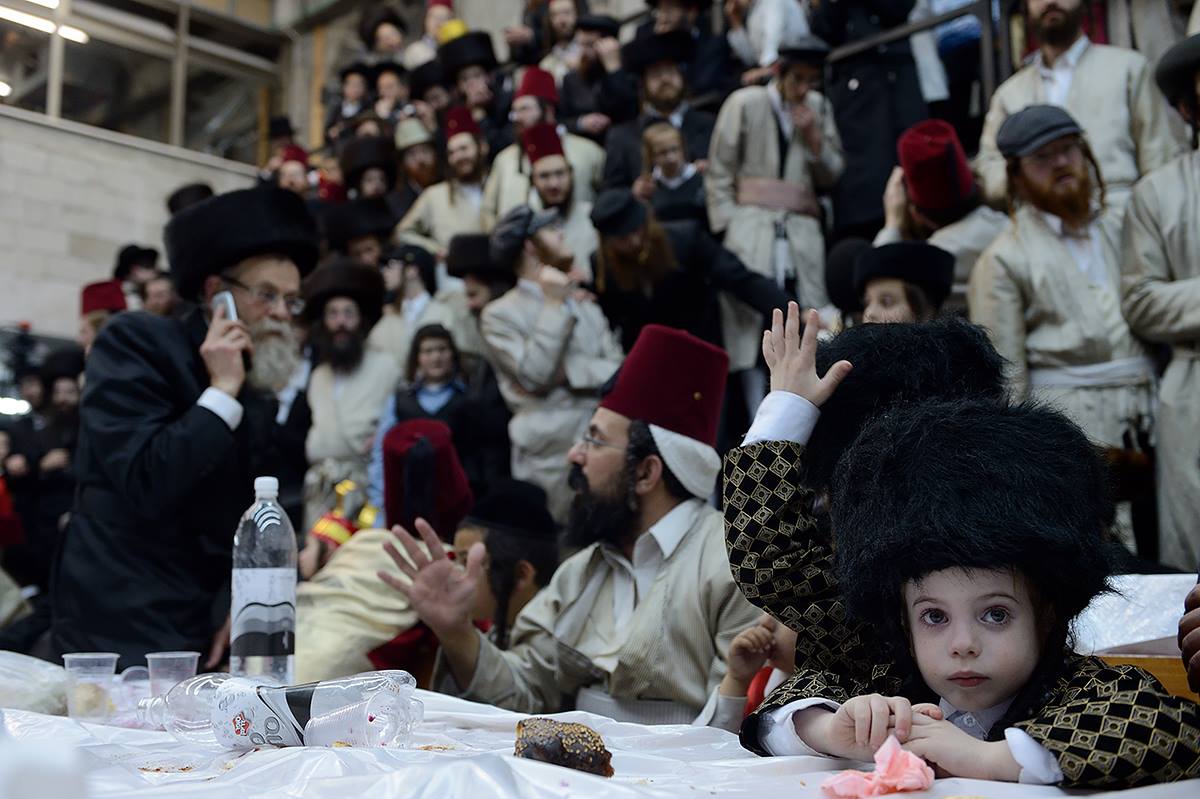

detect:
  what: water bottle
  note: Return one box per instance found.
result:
[136,671,422,750]
[230,476,297,685]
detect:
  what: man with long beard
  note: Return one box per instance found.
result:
[301,259,401,532]
[397,107,489,257]
[381,324,759,728]
[50,187,318,668]
[975,0,1183,209]
[970,105,1154,551]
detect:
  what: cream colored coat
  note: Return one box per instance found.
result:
[303,350,402,528]
[368,290,485,372]
[1121,151,1200,571]
[481,133,605,230]
[969,205,1154,449]
[442,502,760,717]
[480,282,623,522]
[976,41,1184,209]
[396,180,487,254]
[706,85,844,371]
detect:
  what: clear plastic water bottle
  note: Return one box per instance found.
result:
[230,476,297,685]
[136,671,422,750]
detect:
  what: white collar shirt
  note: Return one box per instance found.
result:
[1035,35,1089,107]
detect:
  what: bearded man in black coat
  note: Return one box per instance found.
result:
[50,187,319,669]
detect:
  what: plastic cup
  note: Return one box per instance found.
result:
[62,652,119,721]
[145,651,200,699]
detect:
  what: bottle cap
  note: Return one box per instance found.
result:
[254,476,279,497]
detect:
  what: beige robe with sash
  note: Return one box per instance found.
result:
[440,500,760,721]
[706,84,844,371]
[1121,150,1200,570]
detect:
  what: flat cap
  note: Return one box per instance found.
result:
[590,188,648,237]
[778,34,831,65]
[996,104,1083,159]
[489,205,560,272]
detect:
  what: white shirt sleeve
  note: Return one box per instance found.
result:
[197,386,243,431]
[741,391,821,446]
[1004,727,1064,785]
[760,697,841,756]
[693,687,748,733]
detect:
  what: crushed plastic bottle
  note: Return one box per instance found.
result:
[136,670,422,750]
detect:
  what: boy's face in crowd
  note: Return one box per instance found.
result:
[344,73,367,103]
[416,336,455,383]
[423,84,451,112]
[862,278,917,324]
[278,161,309,195]
[531,155,572,209]
[903,567,1042,712]
[360,166,390,199]
[378,72,408,104]
[780,62,821,106]
[454,525,496,622]
[348,235,383,268]
[650,134,686,178]
[373,22,404,54]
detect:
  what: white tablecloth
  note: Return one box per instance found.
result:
[2,691,1198,798]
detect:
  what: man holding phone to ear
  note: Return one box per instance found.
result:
[50,187,319,670]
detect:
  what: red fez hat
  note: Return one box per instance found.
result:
[521,122,565,166]
[516,66,558,105]
[428,0,453,8]
[897,120,974,213]
[280,144,309,166]
[80,279,128,315]
[600,324,728,447]
[444,106,481,139]
[383,419,474,538]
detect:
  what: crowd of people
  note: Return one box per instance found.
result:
[2,0,1200,789]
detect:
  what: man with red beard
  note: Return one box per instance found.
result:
[300,259,401,532]
[976,0,1183,210]
[389,118,441,222]
[969,105,1154,551]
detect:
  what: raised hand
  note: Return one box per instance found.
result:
[378,518,484,639]
[761,302,852,407]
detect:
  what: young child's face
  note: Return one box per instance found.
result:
[903,567,1041,713]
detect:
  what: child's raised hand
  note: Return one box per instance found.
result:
[727,623,774,684]
[762,303,852,407]
[902,714,1021,782]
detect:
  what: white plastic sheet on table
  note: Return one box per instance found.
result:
[1073,574,1197,654]
[3,690,1199,798]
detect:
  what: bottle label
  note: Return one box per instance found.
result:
[213,679,315,748]
[230,567,296,658]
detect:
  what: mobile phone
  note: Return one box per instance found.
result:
[211,290,238,321]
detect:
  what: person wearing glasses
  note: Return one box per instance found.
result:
[969,105,1154,554]
[49,187,319,670]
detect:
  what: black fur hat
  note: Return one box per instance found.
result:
[438,31,498,82]
[166,182,213,216]
[804,317,1007,492]
[338,135,398,193]
[465,479,557,541]
[165,187,319,301]
[322,198,397,253]
[301,256,386,333]
[383,243,438,296]
[831,399,1115,652]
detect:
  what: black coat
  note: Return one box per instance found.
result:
[593,220,791,352]
[49,309,292,668]
[649,171,708,229]
[559,68,640,143]
[602,109,715,190]
[634,21,740,105]
[811,0,927,234]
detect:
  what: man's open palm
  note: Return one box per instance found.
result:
[379,518,484,637]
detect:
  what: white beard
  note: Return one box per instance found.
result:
[248,319,302,393]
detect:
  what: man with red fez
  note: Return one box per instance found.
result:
[51,187,318,668]
[383,324,760,726]
[77,280,127,355]
[970,105,1153,551]
[706,35,843,413]
[874,120,1009,294]
[301,258,402,532]
[975,0,1183,210]
[396,107,488,256]
[1121,32,1200,570]
[481,66,605,229]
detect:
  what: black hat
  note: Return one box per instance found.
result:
[39,346,85,386]
[438,31,498,82]
[322,198,397,254]
[803,317,1006,492]
[576,14,620,38]
[447,233,508,281]
[996,104,1083,159]
[339,61,371,83]
[359,4,408,49]
[384,243,438,295]
[621,29,695,75]
[302,256,386,332]
[832,399,1114,651]
[166,182,214,216]
[269,115,295,139]
[464,479,557,540]
[409,60,446,100]
[852,242,955,310]
[372,60,408,87]
[113,244,158,281]
[824,237,870,315]
[1156,32,1200,106]
[165,186,319,301]
[490,205,560,271]
[338,135,398,192]
[778,34,831,65]
[590,188,648,237]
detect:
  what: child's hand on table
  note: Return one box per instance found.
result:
[902,713,1021,781]
[795,694,942,762]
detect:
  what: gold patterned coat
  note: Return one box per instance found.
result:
[723,440,1200,787]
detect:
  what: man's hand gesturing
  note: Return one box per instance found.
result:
[762,302,852,407]
[379,518,482,640]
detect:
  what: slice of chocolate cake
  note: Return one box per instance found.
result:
[513,717,614,777]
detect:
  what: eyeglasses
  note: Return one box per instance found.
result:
[579,434,623,453]
[224,276,305,316]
